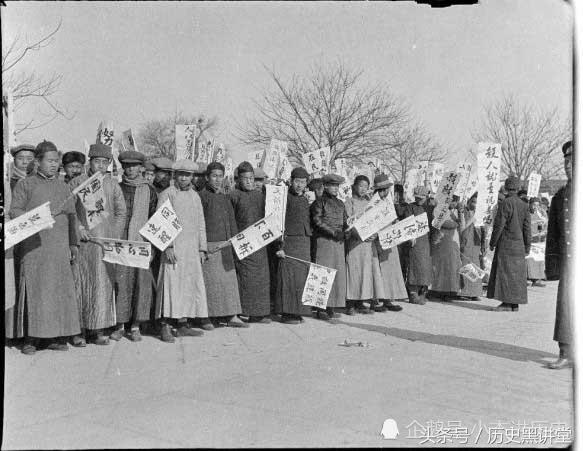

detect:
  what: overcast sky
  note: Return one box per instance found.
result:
[2,0,573,167]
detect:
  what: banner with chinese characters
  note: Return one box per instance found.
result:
[301,263,337,309]
[83,139,90,156]
[4,202,56,250]
[196,137,215,165]
[378,212,429,250]
[230,215,282,260]
[265,184,288,235]
[475,143,502,227]
[302,146,330,176]
[224,157,234,178]
[213,144,226,163]
[72,171,109,229]
[458,262,486,283]
[175,125,197,161]
[431,171,461,229]
[121,128,139,153]
[259,139,282,180]
[248,149,265,168]
[139,199,183,251]
[454,162,473,199]
[426,162,444,194]
[276,155,292,181]
[96,238,151,269]
[351,194,398,241]
[462,170,479,203]
[527,172,541,199]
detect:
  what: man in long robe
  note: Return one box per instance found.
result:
[70,144,127,345]
[9,140,81,354]
[487,176,531,311]
[155,160,208,342]
[545,140,574,369]
[113,150,158,342]
[230,161,271,323]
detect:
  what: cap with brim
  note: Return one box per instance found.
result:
[173,159,197,173]
[291,166,309,180]
[150,157,174,171]
[372,174,393,190]
[413,186,428,198]
[143,161,156,171]
[322,174,345,185]
[254,168,267,180]
[504,176,520,191]
[118,150,145,164]
[62,151,86,166]
[10,144,36,157]
[88,143,112,160]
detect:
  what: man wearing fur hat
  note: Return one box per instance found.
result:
[487,175,531,311]
[62,151,86,184]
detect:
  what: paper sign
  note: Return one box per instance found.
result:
[175,124,197,161]
[378,213,429,250]
[265,184,288,234]
[431,171,461,229]
[248,149,265,168]
[4,202,56,250]
[96,121,120,175]
[83,139,90,156]
[302,146,330,176]
[463,170,479,203]
[139,199,183,251]
[301,263,337,308]
[277,155,292,181]
[230,215,282,260]
[213,144,226,163]
[475,143,502,227]
[121,129,139,153]
[526,242,545,262]
[352,194,398,241]
[426,162,444,194]
[72,172,109,229]
[454,162,473,199]
[459,262,486,282]
[98,238,151,269]
[527,173,541,199]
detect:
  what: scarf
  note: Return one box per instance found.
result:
[10,164,27,183]
[121,174,150,241]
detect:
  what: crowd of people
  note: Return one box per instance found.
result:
[3,139,573,370]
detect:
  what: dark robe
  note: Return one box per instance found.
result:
[487,193,531,304]
[230,187,271,316]
[275,190,312,315]
[545,183,573,344]
[403,202,432,287]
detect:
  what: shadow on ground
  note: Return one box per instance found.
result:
[424,298,496,311]
[337,320,556,364]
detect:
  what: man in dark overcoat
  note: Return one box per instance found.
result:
[487,176,531,311]
[545,140,574,369]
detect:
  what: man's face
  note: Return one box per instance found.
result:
[13,150,35,171]
[291,177,307,195]
[324,183,339,197]
[154,169,172,187]
[122,162,142,179]
[64,162,84,180]
[353,180,369,198]
[377,187,389,200]
[175,171,193,190]
[238,171,255,192]
[144,170,155,183]
[468,197,477,211]
[90,157,110,175]
[37,151,60,178]
[564,154,572,181]
[315,185,324,198]
[254,179,265,191]
[207,169,225,191]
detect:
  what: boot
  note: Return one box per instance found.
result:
[160,323,175,343]
[408,291,422,304]
[371,300,387,312]
[345,300,356,316]
[383,300,403,311]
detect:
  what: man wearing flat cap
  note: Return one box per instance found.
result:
[310,173,348,320]
[155,159,210,342]
[69,143,127,346]
[487,175,531,311]
[62,151,86,184]
[150,157,174,194]
[254,167,268,192]
[545,140,574,369]
[112,150,158,342]
[9,143,36,190]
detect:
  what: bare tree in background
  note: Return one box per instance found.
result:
[472,95,570,184]
[379,123,445,183]
[239,62,408,165]
[138,111,218,159]
[2,20,73,135]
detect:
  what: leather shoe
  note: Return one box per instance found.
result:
[47,341,69,351]
[547,358,571,370]
[345,306,356,316]
[176,325,204,337]
[110,328,125,341]
[314,310,330,321]
[383,300,403,312]
[226,317,250,328]
[21,344,37,355]
[160,324,175,342]
[281,315,300,325]
[128,328,142,342]
[198,319,215,331]
[409,293,426,305]
[93,334,110,346]
[491,303,516,312]
[72,335,87,347]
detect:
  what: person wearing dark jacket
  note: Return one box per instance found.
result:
[545,141,574,369]
[310,174,348,320]
[487,176,531,311]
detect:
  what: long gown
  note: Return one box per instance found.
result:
[459,210,484,297]
[345,196,375,300]
[431,210,462,294]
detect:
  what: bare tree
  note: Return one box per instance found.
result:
[378,123,445,183]
[239,62,408,166]
[138,111,218,159]
[472,95,570,184]
[2,20,73,134]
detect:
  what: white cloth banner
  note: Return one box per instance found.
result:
[213,144,226,163]
[378,212,429,250]
[230,215,282,260]
[83,139,90,157]
[474,143,502,227]
[265,184,288,234]
[276,155,292,181]
[175,125,197,161]
[121,128,139,153]
[431,171,461,229]
[248,149,265,168]
[526,242,545,262]
[426,162,444,194]
[4,202,55,250]
[463,171,479,203]
[454,162,473,198]
[139,199,183,251]
[72,171,109,230]
[98,238,151,269]
[458,262,486,283]
[224,157,234,178]
[301,263,337,309]
[352,193,398,241]
[302,146,330,176]
[403,168,419,203]
[96,120,118,173]
[527,173,542,199]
